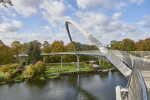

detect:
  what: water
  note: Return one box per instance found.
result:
[0,70,127,100]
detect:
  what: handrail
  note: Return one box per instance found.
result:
[137,69,148,100]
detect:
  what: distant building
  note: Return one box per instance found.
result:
[89,60,99,65]
[89,60,100,70]
[92,64,100,70]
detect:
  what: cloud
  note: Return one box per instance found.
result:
[129,0,145,5]
[40,0,70,28]
[112,12,122,20]
[144,15,150,21]
[137,15,150,28]
[74,11,148,44]
[0,31,69,46]
[137,21,150,28]
[0,20,22,32]
[12,0,40,17]
[76,0,126,9]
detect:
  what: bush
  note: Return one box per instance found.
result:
[34,61,46,75]
[5,73,11,79]
[0,76,5,82]
[7,63,20,69]
[0,65,8,74]
[27,64,35,75]
[24,61,46,79]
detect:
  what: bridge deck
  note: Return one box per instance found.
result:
[134,57,150,99]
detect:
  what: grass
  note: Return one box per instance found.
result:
[14,74,24,82]
[45,63,93,74]
[0,62,94,84]
[0,72,5,77]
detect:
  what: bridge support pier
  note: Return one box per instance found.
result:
[77,56,80,71]
[61,56,63,67]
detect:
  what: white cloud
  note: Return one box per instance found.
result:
[144,15,150,21]
[129,0,145,4]
[137,21,150,28]
[40,0,70,28]
[0,20,22,32]
[113,12,122,20]
[137,15,150,28]
[74,11,148,44]
[12,0,39,17]
[0,31,69,46]
[76,0,126,9]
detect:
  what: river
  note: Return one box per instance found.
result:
[0,70,127,100]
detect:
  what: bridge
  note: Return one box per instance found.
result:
[18,20,150,100]
[65,20,150,100]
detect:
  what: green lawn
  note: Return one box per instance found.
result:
[0,72,5,77]
[45,63,93,74]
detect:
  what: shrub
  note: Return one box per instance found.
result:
[5,73,11,79]
[34,61,46,75]
[7,63,20,69]
[27,64,35,75]
[0,65,8,74]
[0,76,5,82]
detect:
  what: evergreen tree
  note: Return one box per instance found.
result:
[27,43,41,64]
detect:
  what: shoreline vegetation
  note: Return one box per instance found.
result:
[0,61,115,85]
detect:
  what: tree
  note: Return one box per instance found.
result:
[11,41,22,62]
[0,45,13,64]
[27,42,41,64]
[143,38,150,51]
[42,41,51,63]
[110,41,123,50]
[122,39,135,51]
[0,40,4,46]
[32,40,42,48]
[42,41,51,53]
[34,46,41,61]
[66,42,73,52]
[110,39,135,51]
[51,40,64,52]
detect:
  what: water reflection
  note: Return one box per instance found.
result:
[0,70,127,100]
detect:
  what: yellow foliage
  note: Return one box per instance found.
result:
[27,64,34,74]
[0,65,8,74]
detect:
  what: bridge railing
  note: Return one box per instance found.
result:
[124,66,147,100]
[129,51,150,59]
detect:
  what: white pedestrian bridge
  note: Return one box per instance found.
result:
[17,20,150,100]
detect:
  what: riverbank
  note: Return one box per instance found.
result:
[0,70,127,100]
[0,62,116,85]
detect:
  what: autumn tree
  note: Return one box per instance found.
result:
[122,39,135,51]
[0,44,13,64]
[110,41,123,50]
[51,40,65,52]
[143,38,150,51]
[11,41,22,62]
[110,39,135,51]
[65,42,74,52]
[42,41,51,63]
[42,41,51,53]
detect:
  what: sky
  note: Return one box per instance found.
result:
[0,0,150,45]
